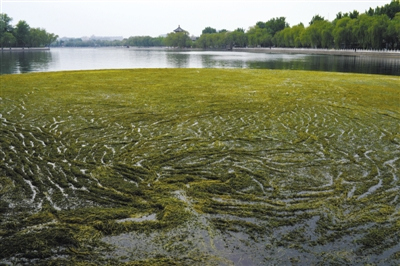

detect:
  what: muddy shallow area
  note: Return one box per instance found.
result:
[0,69,399,264]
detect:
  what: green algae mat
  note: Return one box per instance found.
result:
[0,69,399,265]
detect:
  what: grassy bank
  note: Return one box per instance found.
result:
[1,69,399,264]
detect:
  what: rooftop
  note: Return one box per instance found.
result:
[174,25,185,33]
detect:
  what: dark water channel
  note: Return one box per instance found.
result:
[1,47,399,75]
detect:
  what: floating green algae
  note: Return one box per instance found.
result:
[0,69,399,264]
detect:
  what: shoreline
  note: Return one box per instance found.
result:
[3,46,400,58]
[128,46,400,58]
[233,47,400,58]
[1,47,50,52]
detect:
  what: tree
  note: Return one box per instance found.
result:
[1,32,16,47]
[15,20,30,47]
[202,27,217,34]
[235,28,245,33]
[352,14,373,48]
[368,14,390,49]
[385,0,400,19]
[333,17,352,48]
[292,23,305,47]
[301,20,333,48]
[1,13,58,47]
[316,20,334,48]
[195,34,208,49]
[46,33,58,46]
[265,17,288,36]
[366,7,375,16]
[306,22,322,47]
[273,27,292,47]
[336,12,344,20]
[0,13,14,47]
[387,12,400,48]
[309,15,324,25]
[228,28,247,47]
[125,36,164,47]
[349,10,360,19]
[247,25,273,47]
[300,27,311,47]
[274,25,306,47]
[374,0,400,19]
[29,28,47,47]
[27,27,58,47]
[164,31,192,48]
[256,21,266,29]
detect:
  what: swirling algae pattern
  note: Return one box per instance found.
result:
[0,69,399,264]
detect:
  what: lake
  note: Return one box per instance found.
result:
[1,47,400,75]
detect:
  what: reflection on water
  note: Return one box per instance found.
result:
[1,47,399,75]
[0,50,53,74]
[166,53,190,68]
[246,55,400,75]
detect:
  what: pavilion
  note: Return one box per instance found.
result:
[174,25,185,33]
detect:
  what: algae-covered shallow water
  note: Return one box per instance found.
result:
[0,69,399,265]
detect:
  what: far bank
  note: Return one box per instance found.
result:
[233,47,400,58]
[1,47,50,52]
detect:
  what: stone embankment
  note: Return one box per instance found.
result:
[234,47,400,58]
[1,47,50,52]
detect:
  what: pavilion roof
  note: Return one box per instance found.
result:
[174,25,185,32]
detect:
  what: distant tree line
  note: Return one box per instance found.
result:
[0,14,58,48]
[125,36,164,47]
[274,9,400,49]
[4,0,398,50]
[137,0,400,50]
[195,0,400,50]
[54,38,126,47]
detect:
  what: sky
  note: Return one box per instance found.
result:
[0,0,392,38]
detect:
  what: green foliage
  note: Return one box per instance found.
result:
[302,19,333,48]
[369,0,400,19]
[246,25,273,47]
[309,15,325,25]
[164,32,192,48]
[3,1,400,49]
[195,31,232,49]
[368,14,391,49]
[206,0,400,49]
[231,29,247,47]
[202,26,217,34]
[352,14,373,49]
[125,36,164,47]
[332,17,352,48]
[14,20,30,47]
[29,27,56,47]
[0,13,58,47]
[265,17,289,36]
[349,10,360,19]
[387,12,400,46]
[0,32,16,47]
[274,23,305,47]
[0,13,13,45]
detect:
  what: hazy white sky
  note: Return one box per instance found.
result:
[0,0,391,38]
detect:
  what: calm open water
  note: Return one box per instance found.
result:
[1,47,399,75]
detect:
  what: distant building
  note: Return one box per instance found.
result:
[171,26,198,42]
[60,36,124,42]
[89,35,124,41]
[174,25,185,33]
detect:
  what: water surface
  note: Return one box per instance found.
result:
[1,47,399,75]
